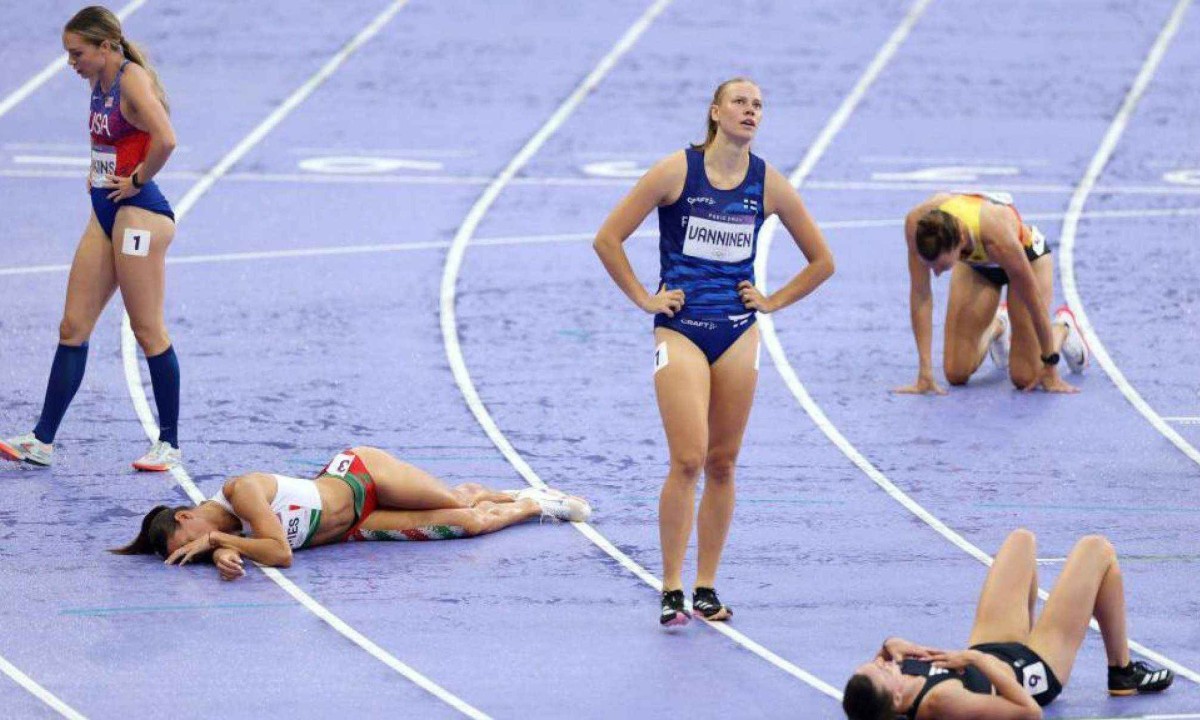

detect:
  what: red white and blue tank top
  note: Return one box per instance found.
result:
[89,60,150,189]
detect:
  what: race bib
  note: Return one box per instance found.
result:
[682,214,754,263]
[1029,226,1046,255]
[1021,661,1050,696]
[324,452,356,478]
[91,145,116,188]
[276,505,316,549]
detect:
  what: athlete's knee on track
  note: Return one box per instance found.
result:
[1009,366,1039,390]
[944,366,971,386]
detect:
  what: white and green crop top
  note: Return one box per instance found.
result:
[209,474,324,549]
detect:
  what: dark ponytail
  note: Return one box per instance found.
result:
[110,505,187,557]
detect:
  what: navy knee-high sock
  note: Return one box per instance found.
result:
[146,345,180,448]
[32,343,89,444]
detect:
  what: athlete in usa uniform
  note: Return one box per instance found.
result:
[594,78,834,625]
[114,446,592,580]
[0,6,182,471]
[843,529,1174,720]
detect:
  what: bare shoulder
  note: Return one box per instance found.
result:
[643,149,688,205]
[223,472,274,497]
[648,150,687,183]
[979,200,1021,238]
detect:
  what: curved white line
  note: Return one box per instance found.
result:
[755,0,1200,685]
[116,3,490,717]
[437,0,843,702]
[0,0,150,121]
[1059,0,1200,467]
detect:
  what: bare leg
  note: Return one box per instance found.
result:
[1007,255,1067,388]
[451,482,515,506]
[351,446,512,511]
[61,214,118,346]
[354,499,540,540]
[968,528,1039,647]
[1029,535,1129,685]
[696,325,758,591]
[112,207,175,356]
[653,328,711,592]
[943,262,1003,385]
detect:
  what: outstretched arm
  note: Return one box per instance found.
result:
[896,197,947,395]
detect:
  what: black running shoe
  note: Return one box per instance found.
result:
[1108,660,1174,696]
[692,587,732,621]
[660,589,690,627]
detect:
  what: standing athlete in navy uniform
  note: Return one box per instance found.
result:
[1,7,181,471]
[594,78,834,625]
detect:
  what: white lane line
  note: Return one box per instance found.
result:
[437,0,840,702]
[754,0,1200,686]
[0,1,153,716]
[7,204,1197,279]
[10,166,1200,195]
[114,3,489,718]
[0,0,150,121]
[1059,0,1200,469]
[0,655,85,720]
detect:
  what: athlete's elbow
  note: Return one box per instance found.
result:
[592,234,615,256]
[274,546,294,568]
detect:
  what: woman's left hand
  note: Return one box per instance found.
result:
[1023,365,1079,394]
[738,280,775,313]
[105,165,143,201]
[928,649,979,671]
[165,533,214,566]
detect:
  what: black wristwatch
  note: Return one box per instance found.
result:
[130,171,143,189]
[1040,352,1060,367]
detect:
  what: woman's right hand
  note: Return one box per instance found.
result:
[640,286,685,317]
[214,547,245,581]
[894,371,946,395]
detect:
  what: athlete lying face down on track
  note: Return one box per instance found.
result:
[842,529,1173,720]
[113,446,591,580]
[898,192,1090,396]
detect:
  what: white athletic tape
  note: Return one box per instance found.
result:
[653,342,669,375]
[121,228,151,257]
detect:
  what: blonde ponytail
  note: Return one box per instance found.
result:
[65,5,169,112]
